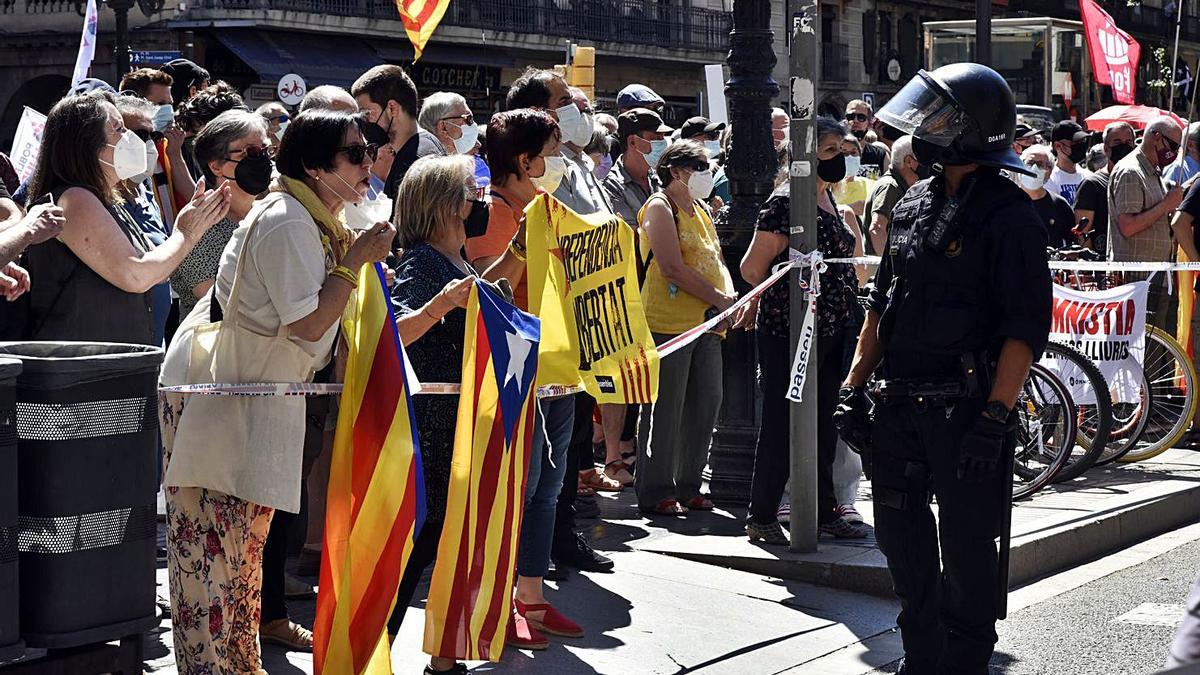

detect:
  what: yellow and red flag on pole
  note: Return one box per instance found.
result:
[423,280,540,661]
[396,0,451,62]
[314,262,426,675]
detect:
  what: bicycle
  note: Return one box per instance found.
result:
[1116,325,1198,463]
[1039,341,1112,482]
[1012,363,1076,500]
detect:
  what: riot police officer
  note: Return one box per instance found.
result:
[834,63,1052,674]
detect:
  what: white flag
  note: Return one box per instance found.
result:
[9,107,47,185]
[71,0,99,88]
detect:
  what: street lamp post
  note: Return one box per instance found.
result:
[109,0,135,77]
[709,0,779,503]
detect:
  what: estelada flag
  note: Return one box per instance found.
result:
[314,262,426,675]
[1079,0,1141,104]
[396,0,450,61]
[524,194,660,404]
[423,279,539,661]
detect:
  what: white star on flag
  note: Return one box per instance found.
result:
[504,328,532,390]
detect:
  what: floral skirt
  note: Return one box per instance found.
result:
[160,392,275,675]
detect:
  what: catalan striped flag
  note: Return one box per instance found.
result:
[314,262,426,675]
[396,0,451,61]
[423,279,540,661]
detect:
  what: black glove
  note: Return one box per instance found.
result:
[833,385,873,457]
[957,411,1014,481]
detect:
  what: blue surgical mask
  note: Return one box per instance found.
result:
[152,104,174,132]
[643,138,669,167]
[704,140,721,158]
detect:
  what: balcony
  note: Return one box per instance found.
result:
[189,0,732,53]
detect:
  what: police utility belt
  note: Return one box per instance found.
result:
[870,352,989,410]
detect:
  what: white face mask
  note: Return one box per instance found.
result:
[703,140,722,158]
[275,120,289,143]
[1018,165,1047,191]
[152,104,174,132]
[451,122,480,155]
[102,129,148,181]
[843,155,862,179]
[129,139,159,185]
[555,103,588,148]
[343,193,394,231]
[569,111,595,147]
[686,169,715,201]
[531,155,567,194]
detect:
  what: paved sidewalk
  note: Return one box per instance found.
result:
[132,446,1200,673]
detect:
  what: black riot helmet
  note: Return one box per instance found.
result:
[876,63,1033,176]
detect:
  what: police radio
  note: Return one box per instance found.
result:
[924,174,980,254]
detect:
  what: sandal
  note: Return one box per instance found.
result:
[576,483,596,497]
[259,619,314,652]
[579,467,623,492]
[514,599,584,638]
[684,496,714,511]
[603,459,634,486]
[641,499,688,517]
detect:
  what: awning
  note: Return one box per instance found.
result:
[212,30,383,88]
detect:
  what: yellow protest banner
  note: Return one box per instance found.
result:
[525,194,659,404]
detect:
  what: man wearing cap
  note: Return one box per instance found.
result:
[1044,120,1091,205]
[1109,116,1185,332]
[845,100,887,176]
[1012,123,1040,156]
[617,84,665,114]
[159,58,210,108]
[603,108,671,228]
[1166,122,1200,185]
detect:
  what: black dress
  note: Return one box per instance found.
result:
[390,241,472,524]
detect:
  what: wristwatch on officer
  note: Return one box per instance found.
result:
[982,400,1010,422]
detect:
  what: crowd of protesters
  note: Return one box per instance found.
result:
[22,57,1200,674]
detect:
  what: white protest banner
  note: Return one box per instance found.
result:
[10,107,47,185]
[1040,281,1147,404]
[704,64,727,124]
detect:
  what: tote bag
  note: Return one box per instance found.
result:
[166,195,318,512]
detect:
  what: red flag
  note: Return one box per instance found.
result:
[1079,0,1141,104]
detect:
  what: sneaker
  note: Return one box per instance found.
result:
[544,558,569,582]
[284,573,315,600]
[836,504,864,524]
[776,501,791,526]
[423,663,468,675]
[260,619,314,652]
[818,516,870,539]
[746,520,789,546]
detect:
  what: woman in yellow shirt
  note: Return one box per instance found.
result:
[636,140,736,516]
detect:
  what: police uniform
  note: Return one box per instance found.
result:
[865,169,1051,673]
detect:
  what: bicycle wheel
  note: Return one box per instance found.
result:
[1012,363,1076,500]
[1095,368,1152,466]
[1041,341,1112,482]
[1118,326,1198,463]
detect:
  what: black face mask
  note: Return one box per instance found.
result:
[1068,142,1088,165]
[851,128,867,140]
[464,199,489,238]
[1109,142,1135,165]
[912,137,945,167]
[229,154,273,195]
[359,109,392,147]
[914,162,932,180]
[817,154,847,183]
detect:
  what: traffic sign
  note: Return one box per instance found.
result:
[276,73,307,106]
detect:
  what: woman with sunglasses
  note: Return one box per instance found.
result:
[174,109,274,318]
[635,140,736,517]
[158,109,394,674]
[21,90,230,345]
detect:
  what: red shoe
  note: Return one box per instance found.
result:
[505,611,548,650]
[514,599,584,638]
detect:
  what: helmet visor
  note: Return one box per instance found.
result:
[876,71,969,148]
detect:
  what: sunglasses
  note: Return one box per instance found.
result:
[845,113,869,122]
[338,143,378,164]
[131,128,165,143]
[1160,133,1181,152]
[440,113,475,125]
[465,185,486,200]
[225,144,275,161]
[267,114,290,124]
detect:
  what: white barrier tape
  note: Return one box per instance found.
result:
[807,253,1200,273]
[159,380,581,399]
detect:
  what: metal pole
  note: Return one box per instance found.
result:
[787,0,819,554]
[976,0,991,67]
[1169,0,1185,114]
[1190,56,1200,121]
[110,0,135,78]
